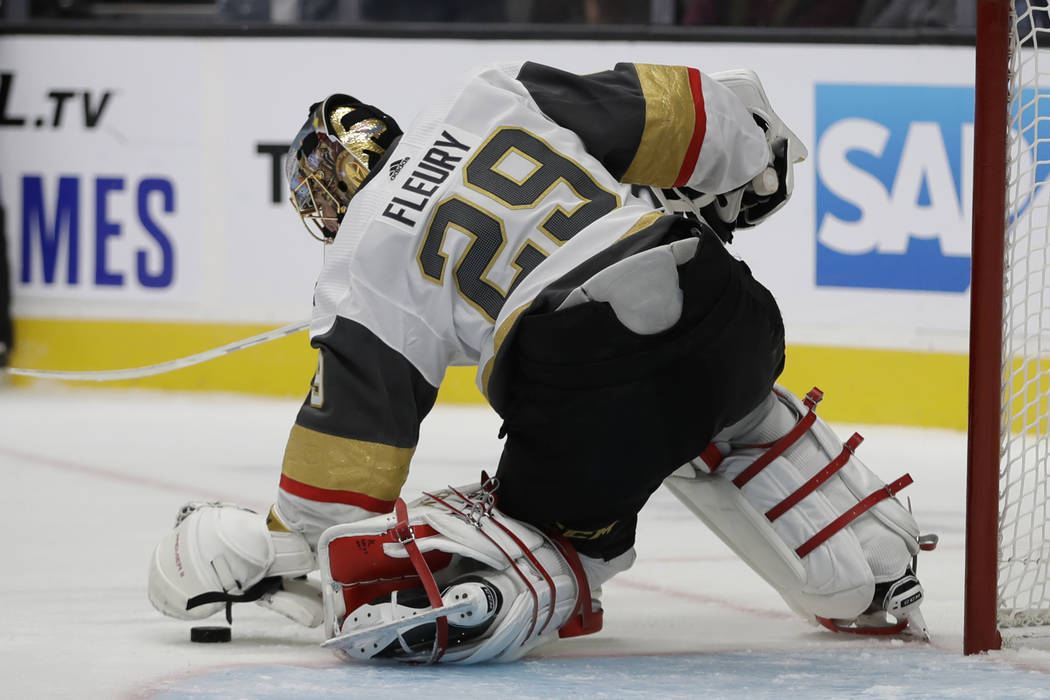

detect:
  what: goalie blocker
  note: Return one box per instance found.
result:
[665,385,937,637]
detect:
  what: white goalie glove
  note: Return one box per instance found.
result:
[148,502,323,627]
[665,386,937,639]
[653,69,808,242]
[317,478,601,664]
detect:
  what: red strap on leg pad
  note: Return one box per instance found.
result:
[668,386,927,628]
[547,533,603,638]
[392,498,451,662]
[796,474,913,558]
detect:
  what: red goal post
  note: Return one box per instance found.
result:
[967,0,1050,655]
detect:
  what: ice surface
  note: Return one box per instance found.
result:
[1,386,1048,698]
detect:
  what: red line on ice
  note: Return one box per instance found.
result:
[0,445,259,507]
[609,576,795,620]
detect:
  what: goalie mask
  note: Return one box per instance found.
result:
[286,94,402,242]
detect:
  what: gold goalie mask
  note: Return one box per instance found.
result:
[286,94,402,242]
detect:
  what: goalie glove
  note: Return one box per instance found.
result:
[652,69,807,242]
[148,502,323,627]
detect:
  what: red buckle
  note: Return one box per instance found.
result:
[803,386,824,409]
[392,521,415,546]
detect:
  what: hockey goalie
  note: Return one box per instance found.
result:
[147,60,935,662]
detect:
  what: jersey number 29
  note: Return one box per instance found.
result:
[417,127,619,321]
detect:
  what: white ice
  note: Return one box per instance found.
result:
[2,385,1049,699]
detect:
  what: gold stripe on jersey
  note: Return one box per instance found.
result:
[620,211,666,240]
[281,424,414,501]
[621,64,698,187]
[266,505,292,533]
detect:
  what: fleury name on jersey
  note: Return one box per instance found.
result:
[380,130,473,228]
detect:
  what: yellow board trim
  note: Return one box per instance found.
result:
[282,424,414,501]
[9,317,317,395]
[622,64,696,187]
[9,318,969,429]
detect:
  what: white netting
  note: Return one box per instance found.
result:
[1000,0,1050,629]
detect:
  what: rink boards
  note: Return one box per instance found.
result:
[0,36,983,428]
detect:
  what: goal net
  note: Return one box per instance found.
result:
[967,0,1050,653]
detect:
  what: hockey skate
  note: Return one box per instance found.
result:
[815,564,933,640]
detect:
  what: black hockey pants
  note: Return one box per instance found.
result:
[494,223,785,560]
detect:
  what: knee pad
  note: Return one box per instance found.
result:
[665,386,931,626]
[148,502,317,624]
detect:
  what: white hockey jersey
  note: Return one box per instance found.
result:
[277,61,769,544]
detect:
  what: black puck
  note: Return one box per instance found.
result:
[190,625,231,643]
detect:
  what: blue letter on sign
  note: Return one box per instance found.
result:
[21,175,79,285]
[136,178,175,288]
[95,177,125,286]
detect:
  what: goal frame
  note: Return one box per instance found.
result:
[965,0,1012,656]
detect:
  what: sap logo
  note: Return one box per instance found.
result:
[815,84,974,292]
[16,175,176,288]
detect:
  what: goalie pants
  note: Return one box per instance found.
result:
[494,222,785,560]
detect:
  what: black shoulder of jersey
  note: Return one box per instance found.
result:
[516,62,646,182]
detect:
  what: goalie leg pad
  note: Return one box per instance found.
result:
[665,386,925,626]
[148,502,318,624]
[318,478,597,664]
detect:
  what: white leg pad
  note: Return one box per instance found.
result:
[665,386,921,623]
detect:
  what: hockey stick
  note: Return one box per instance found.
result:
[2,320,309,382]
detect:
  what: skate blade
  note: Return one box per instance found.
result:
[321,599,474,651]
[902,608,930,642]
[816,612,930,641]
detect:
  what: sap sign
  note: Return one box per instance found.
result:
[815,84,973,292]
